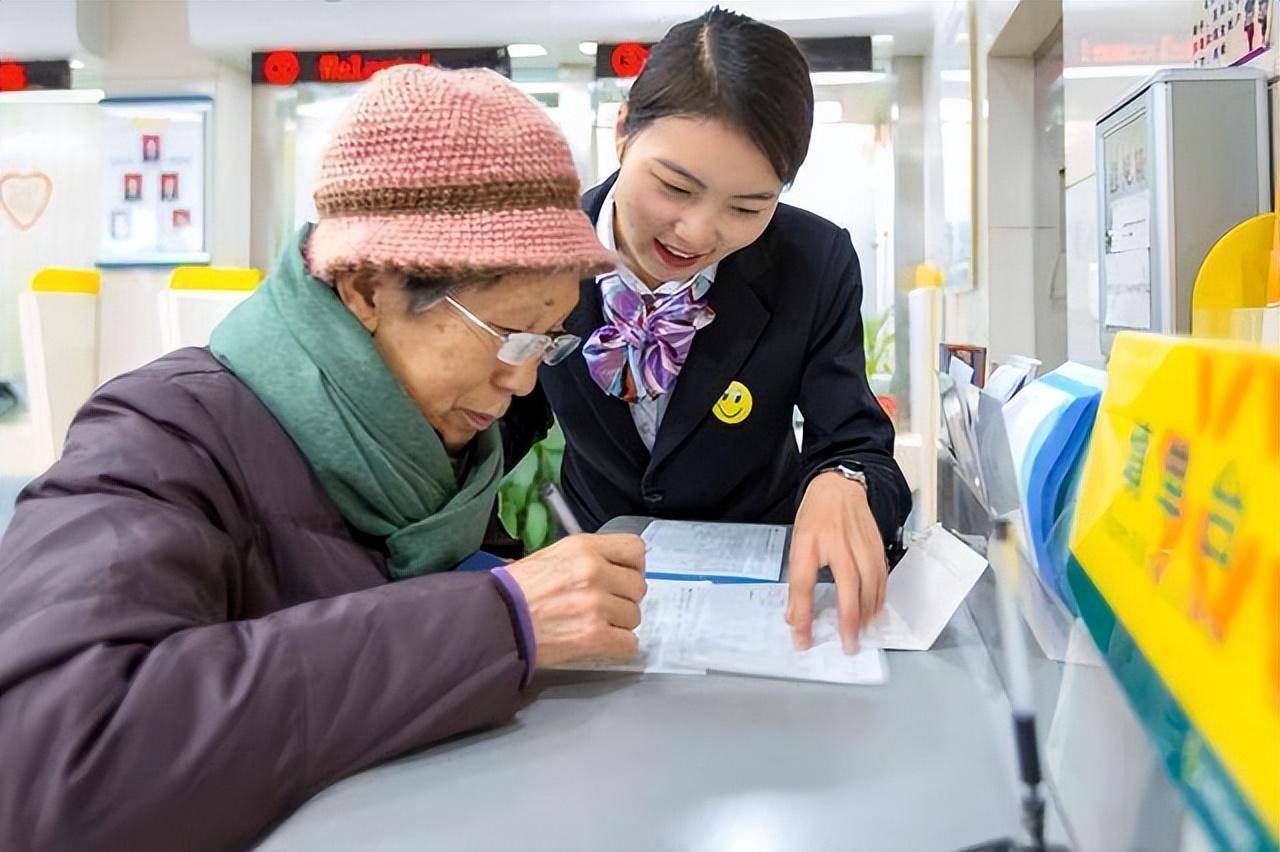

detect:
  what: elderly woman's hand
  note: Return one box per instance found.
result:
[505,533,647,667]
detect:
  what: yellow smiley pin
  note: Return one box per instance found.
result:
[713,380,753,424]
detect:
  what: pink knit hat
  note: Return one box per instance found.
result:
[308,64,614,280]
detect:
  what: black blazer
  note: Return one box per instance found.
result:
[503,173,911,546]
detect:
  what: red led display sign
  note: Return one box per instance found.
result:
[252,47,511,85]
[0,60,72,92]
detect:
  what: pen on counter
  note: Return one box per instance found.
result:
[541,483,583,537]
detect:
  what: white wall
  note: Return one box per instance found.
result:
[924,1,985,347]
[0,104,103,381]
[980,1,1069,371]
[986,55,1039,365]
[0,0,106,58]
[1032,28,1068,369]
[891,56,926,417]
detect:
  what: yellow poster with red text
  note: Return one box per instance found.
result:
[1069,333,1279,850]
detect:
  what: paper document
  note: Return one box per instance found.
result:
[555,580,709,675]
[554,526,985,684]
[947,355,975,387]
[1108,192,1150,253]
[642,520,786,582]
[1104,249,1151,330]
[682,584,888,685]
[985,363,1033,403]
[941,375,985,505]
[862,524,989,650]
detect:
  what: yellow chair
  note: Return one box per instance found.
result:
[18,269,102,463]
[158,266,262,353]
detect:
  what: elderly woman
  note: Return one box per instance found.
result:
[0,66,645,851]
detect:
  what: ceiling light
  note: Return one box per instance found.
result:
[517,81,564,95]
[507,43,548,59]
[1063,64,1168,80]
[69,59,85,70]
[578,41,598,57]
[0,88,104,104]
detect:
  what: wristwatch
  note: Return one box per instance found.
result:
[815,463,868,488]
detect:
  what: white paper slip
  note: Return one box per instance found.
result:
[947,355,975,387]
[678,584,888,685]
[553,579,709,676]
[1104,249,1151,330]
[985,363,1033,403]
[1108,191,1151,253]
[641,520,786,582]
[862,524,989,650]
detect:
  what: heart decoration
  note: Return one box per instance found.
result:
[0,171,53,231]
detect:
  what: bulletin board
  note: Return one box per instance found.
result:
[1100,113,1152,332]
[96,96,211,267]
[1193,0,1274,67]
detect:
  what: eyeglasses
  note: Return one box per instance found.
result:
[442,295,581,367]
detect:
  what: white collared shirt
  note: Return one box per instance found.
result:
[595,183,718,451]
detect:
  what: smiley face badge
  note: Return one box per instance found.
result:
[713,380,753,425]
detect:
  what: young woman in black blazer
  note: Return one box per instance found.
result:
[505,7,911,652]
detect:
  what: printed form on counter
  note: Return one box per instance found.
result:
[641,520,787,582]
[555,525,987,686]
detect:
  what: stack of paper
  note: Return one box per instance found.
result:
[641,520,786,582]
[559,580,710,675]
[680,583,888,685]
[984,356,1041,403]
[557,525,987,686]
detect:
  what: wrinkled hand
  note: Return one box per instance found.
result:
[505,533,647,668]
[786,472,886,653]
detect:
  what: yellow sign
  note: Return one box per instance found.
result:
[1069,332,1279,849]
[713,380,753,424]
[1191,212,1274,339]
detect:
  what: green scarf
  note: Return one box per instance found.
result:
[210,226,502,579]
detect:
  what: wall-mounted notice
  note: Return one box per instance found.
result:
[97,97,211,267]
[1102,115,1152,331]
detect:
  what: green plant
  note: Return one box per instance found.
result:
[497,420,566,554]
[863,308,894,379]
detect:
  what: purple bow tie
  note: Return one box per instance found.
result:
[583,274,715,403]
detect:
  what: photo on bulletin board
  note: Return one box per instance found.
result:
[97,96,211,267]
[142,134,161,162]
[160,172,179,202]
